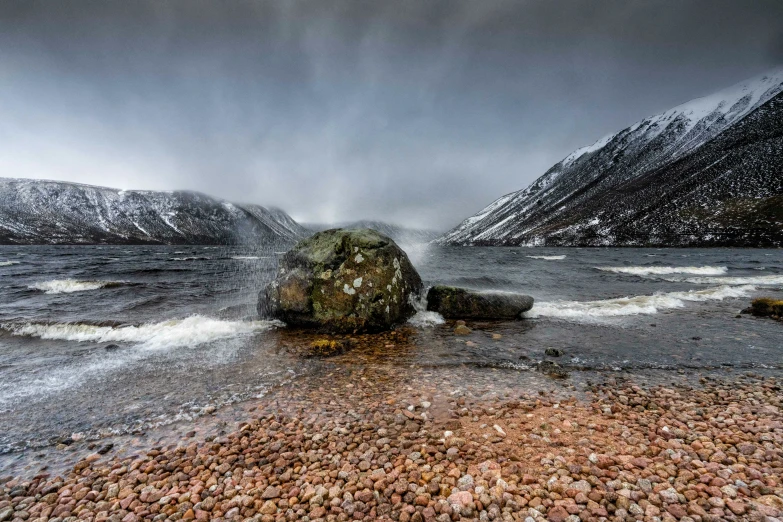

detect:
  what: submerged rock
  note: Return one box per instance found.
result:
[304,339,352,357]
[425,286,533,319]
[259,228,423,332]
[743,297,783,320]
[454,324,471,335]
[537,360,569,379]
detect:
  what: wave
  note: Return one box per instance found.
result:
[526,255,566,260]
[673,274,783,286]
[0,261,20,267]
[29,279,129,294]
[596,265,727,276]
[526,285,755,320]
[170,256,210,261]
[0,316,283,406]
[1,315,281,350]
[231,256,269,260]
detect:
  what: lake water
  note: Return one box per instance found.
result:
[0,243,781,475]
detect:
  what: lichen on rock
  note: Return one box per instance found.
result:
[259,228,423,332]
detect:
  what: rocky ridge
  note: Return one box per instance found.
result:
[440,68,783,247]
[0,178,306,245]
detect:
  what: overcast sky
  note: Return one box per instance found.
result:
[1,1,782,230]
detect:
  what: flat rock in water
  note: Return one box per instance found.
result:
[425,285,533,319]
[259,228,423,333]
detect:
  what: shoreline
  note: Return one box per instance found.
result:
[1,369,781,521]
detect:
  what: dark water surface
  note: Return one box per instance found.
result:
[0,244,781,475]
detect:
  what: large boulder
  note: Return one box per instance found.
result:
[426,286,534,319]
[259,228,423,332]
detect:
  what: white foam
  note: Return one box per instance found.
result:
[29,279,124,294]
[526,285,755,320]
[231,256,268,260]
[0,316,282,405]
[596,266,727,276]
[675,275,783,286]
[408,294,446,327]
[526,255,566,260]
[170,257,210,261]
[408,310,446,327]
[0,261,20,266]
[3,315,280,350]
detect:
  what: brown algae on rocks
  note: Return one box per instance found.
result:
[745,297,783,320]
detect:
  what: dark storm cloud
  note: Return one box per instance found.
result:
[1,1,782,229]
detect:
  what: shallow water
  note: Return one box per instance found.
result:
[0,244,781,475]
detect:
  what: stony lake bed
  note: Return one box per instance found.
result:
[0,244,781,521]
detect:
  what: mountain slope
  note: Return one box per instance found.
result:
[440,68,783,247]
[0,178,307,245]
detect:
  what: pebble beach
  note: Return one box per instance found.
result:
[2,364,781,522]
[2,245,782,522]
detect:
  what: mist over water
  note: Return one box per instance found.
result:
[0,244,781,474]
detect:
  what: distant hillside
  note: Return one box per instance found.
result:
[0,178,306,245]
[440,68,783,247]
[304,220,441,244]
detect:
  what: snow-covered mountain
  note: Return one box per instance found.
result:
[0,178,307,245]
[440,68,783,247]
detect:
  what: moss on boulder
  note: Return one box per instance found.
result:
[259,228,423,332]
[426,285,534,319]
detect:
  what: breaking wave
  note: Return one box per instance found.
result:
[231,256,268,260]
[29,279,128,294]
[526,255,566,260]
[526,285,755,320]
[596,265,728,276]
[2,315,281,350]
[0,261,20,267]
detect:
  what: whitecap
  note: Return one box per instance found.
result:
[0,261,20,266]
[525,285,755,320]
[170,257,210,261]
[2,315,281,350]
[596,265,727,276]
[29,279,126,294]
[231,256,269,260]
[0,316,282,404]
[526,255,566,260]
